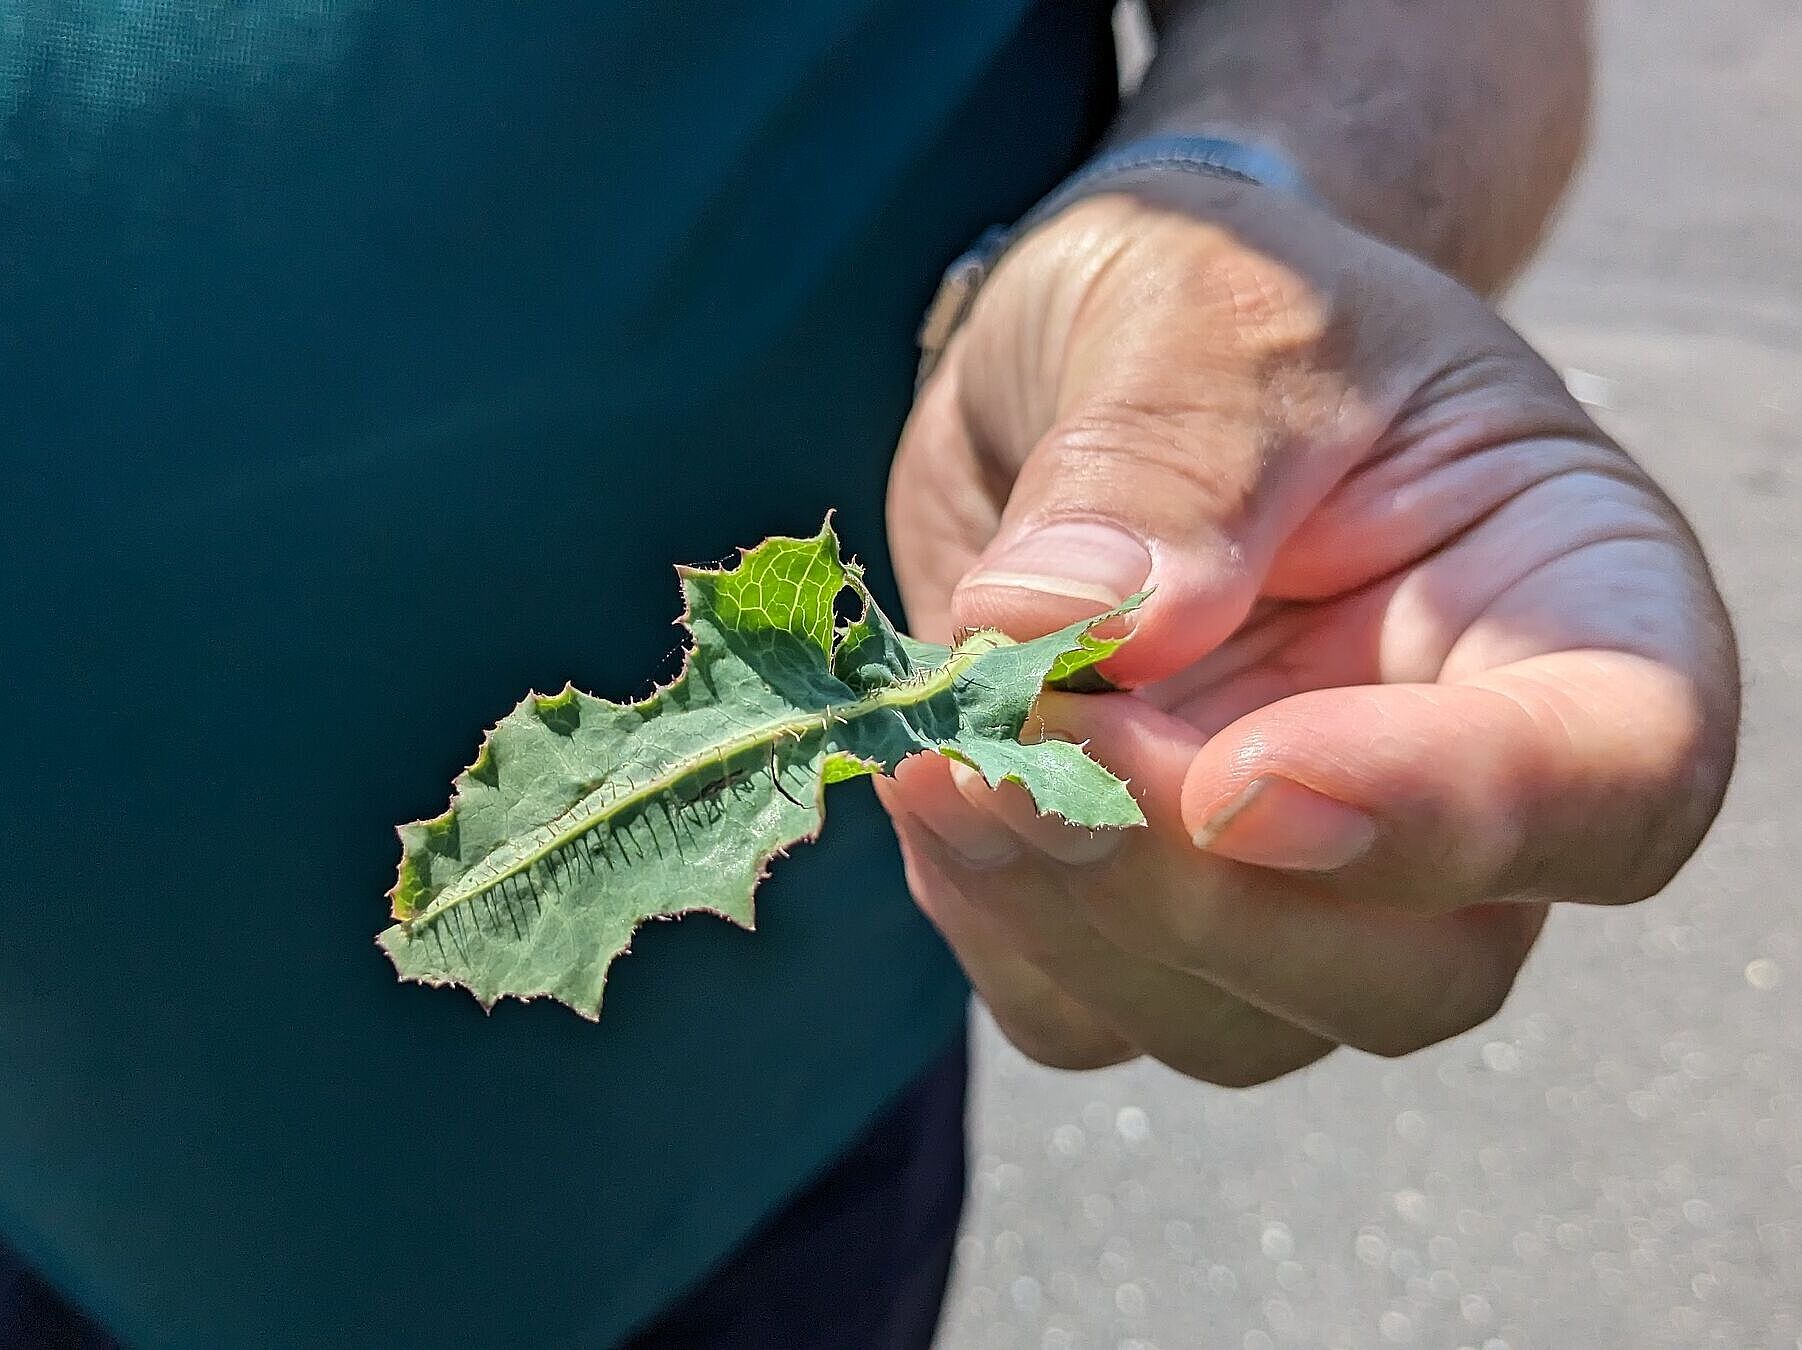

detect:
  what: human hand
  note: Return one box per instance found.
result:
[878,179,1738,1082]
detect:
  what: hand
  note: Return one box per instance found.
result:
[877,180,1739,1083]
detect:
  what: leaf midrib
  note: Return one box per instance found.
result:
[400,634,1003,934]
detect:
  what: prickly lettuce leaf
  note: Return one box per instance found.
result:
[379,521,1144,1019]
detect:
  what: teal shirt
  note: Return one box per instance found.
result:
[0,2,1114,1345]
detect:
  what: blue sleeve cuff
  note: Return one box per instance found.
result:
[1017,133,1315,234]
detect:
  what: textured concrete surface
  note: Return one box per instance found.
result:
[940,4,1802,1347]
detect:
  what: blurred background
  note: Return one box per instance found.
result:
[939,3,1802,1347]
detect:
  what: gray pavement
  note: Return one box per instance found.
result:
[939,4,1802,1347]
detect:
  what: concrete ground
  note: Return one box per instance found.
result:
[940,3,1802,1347]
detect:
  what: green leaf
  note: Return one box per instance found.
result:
[379,520,1146,1019]
[1043,608,1142,691]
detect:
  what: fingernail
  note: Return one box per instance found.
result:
[947,760,990,797]
[959,520,1152,610]
[937,819,1023,869]
[1040,824,1126,866]
[915,763,1021,869]
[1193,776,1377,872]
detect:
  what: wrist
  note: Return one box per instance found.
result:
[918,133,1317,386]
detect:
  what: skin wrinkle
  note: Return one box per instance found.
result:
[1031,407,1259,531]
[1378,373,1594,472]
[1442,534,1703,678]
[1290,420,1671,604]
[1352,437,1629,531]
[1384,467,1692,674]
[1148,455,1675,723]
[1145,600,1308,714]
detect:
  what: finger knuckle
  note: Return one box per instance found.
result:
[995,1014,1135,1072]
[1084,881,1233,975]
[1164,1040,1334,1088]
[1031,405,1259,536]
[1180,240,1337,366]
[1362,942,1521,1058]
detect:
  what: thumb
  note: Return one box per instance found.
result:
[951,394,1358,687]
[944,205,1386,685]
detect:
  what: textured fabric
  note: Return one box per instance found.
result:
[623,1030,969,1350]
[0,1241,118,1350]
[0,2,1114,1346]
[0,1030,968,1350]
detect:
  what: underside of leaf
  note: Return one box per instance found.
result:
[378,520,1145,1019]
